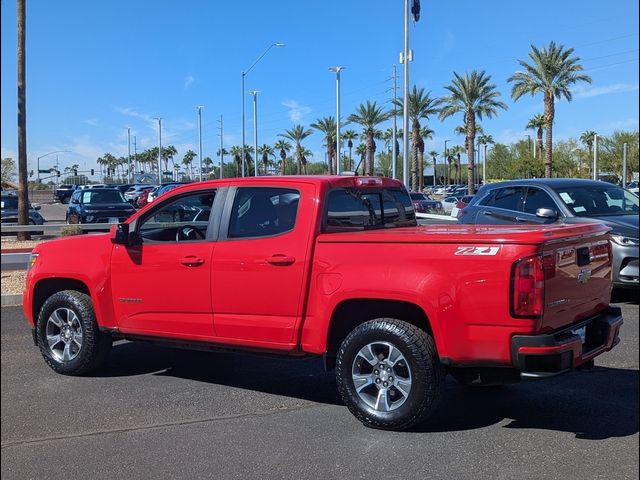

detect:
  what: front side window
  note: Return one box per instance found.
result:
[139,191,215,242]
[325,188,416,231]
[553,185,639,217]
[522,187,558,214]
[228,187,300,238]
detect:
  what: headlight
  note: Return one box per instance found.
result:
[85,215,94,222]
[28,253,39,271]
[611,235,639,246]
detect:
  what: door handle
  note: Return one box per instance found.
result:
[515,217,528,222]
[180,256,205,267]
[482,210,493,215]
[266,255,295,266]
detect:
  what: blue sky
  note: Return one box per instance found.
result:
[1,0,638,175]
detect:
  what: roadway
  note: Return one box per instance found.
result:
[1,295,638,479]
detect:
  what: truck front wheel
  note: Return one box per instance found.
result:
[335,318,444,430]
[36,290,112,375]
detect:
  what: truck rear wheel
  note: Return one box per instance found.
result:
[335,318,444,430]
[36,290,112,375]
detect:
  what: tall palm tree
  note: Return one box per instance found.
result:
[418,126,434,190]
[476,134,494,183]
[526,114,546,161]
[310,116,337,174]
[580,130,598,158]
[279,125,313,174]
[355,143,367,175]
[509,42,592,178]
[274,140,292,175]
[163,145,177,173]
[229,146,243,177]
[182,150,197,179]
[428,151,439,185]
[257,144,275,175]
[347,101,390,176]
[202,157,213,178]
[393,87,439,190]
[342,130,358,171]
[439,71,507,194]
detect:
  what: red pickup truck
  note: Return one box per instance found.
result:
[23,176,623,430]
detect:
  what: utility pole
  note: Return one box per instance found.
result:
[133,136,137,174]
[127,127,131,183]
[196,106,204,181]
[154,117,162,185]
[392,64,398,180]
[593,134,598,180]
[401,0,411,187]
[622,142,628,187]
[249,91,259,176]
[483,143,488,184]
[443,140,449,186]
[217,115,224,179]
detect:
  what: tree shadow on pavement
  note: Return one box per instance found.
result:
[98,341,638,439]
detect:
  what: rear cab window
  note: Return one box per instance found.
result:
[324,188,416,232]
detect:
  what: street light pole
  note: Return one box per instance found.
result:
[249,91,259,176]
[623,142,628,187]
[196,106,204,181]
[127,127,131,183]
[593,134,598,180]
[241,42,285,178]
[154,117,162,185]
[443,140,449,186]
[402,0,411,187]
[392,64,398,180]
[217,115,224,179]
[483,143,488,184]
[329,66,345,175]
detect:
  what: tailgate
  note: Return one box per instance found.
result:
[540,227,612,332]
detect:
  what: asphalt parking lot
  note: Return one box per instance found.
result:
[1,296,638,480]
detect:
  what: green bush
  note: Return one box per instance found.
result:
[60,225,83,236]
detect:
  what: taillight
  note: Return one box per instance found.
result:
[589,241,610,261]
[511,254,552,318]
[355,177,383,186]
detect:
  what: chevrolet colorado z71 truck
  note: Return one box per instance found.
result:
[23,176,623,430]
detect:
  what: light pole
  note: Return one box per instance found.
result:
[329,66,345,175]
[593,134,598,180]
[443,140,449,186]
[483,143,488,184]
[153,117,162,184]
[217,115,224,179]
[127,128,131,183]
[249,91,260,176]
[36,150,70,183]
[196,106,204,181]
[623,142,628,187]
[241,42,285,177]
[401,0,412,187]
[392,64,398,179]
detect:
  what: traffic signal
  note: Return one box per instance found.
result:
[73,169,78,176]
[56,170,60,177]
[90,169,94,176]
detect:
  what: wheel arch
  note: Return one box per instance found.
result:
[325,299,436,368]
[33,278,90,324]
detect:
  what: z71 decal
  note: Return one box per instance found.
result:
[454,246,500,256]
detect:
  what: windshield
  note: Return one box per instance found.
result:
[553,184,639,217]
[81,190,126,204]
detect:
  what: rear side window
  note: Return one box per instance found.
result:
[325,188,416,231]
[480,187,524,211]
[228,187,300,238]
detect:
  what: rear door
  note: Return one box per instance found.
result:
[474,186,524,224]
[211,183,315,348]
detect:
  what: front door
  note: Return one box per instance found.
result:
[111,189,218,340]
[211,184,313,349]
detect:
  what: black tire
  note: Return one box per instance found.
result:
[36,290,112,375]
[335,318,445,431]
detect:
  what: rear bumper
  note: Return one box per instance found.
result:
[511,306,623,378]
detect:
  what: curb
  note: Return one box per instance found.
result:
[1,294,22,307]
[1,248,33,254]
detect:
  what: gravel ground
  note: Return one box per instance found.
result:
[1,270,26,294]
[0,238,45,250]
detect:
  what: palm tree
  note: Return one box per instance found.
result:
[182,150,197,179]
[347,101,390,176]
[279,125,313,174]
[509,42,592,178]
[476,134,494,183]
[273,140,292,175]
[342,130,358,171]
[428,150,439,185]
[257,144,275,175]
[202,157,213,178]
[417,126,434,189]
[439,70,507,194]
[526,114,546,161]
[228,146,243,177]
[310,116,337,174]
[393,87,439,190]
[354,144,367,175]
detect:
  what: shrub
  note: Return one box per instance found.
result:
[60,225,83,236]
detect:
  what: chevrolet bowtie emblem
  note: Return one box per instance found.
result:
[577,268,592,284]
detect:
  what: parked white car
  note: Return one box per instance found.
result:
[441,196,459,213]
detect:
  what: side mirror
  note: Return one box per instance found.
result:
[34,205,41,211]
[536,208,558,220]
[112,223,129,245]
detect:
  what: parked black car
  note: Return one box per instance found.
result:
[66,188,136,224]
[458,179,639,289]
[54,184,78,203]
[1,192,45,228]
